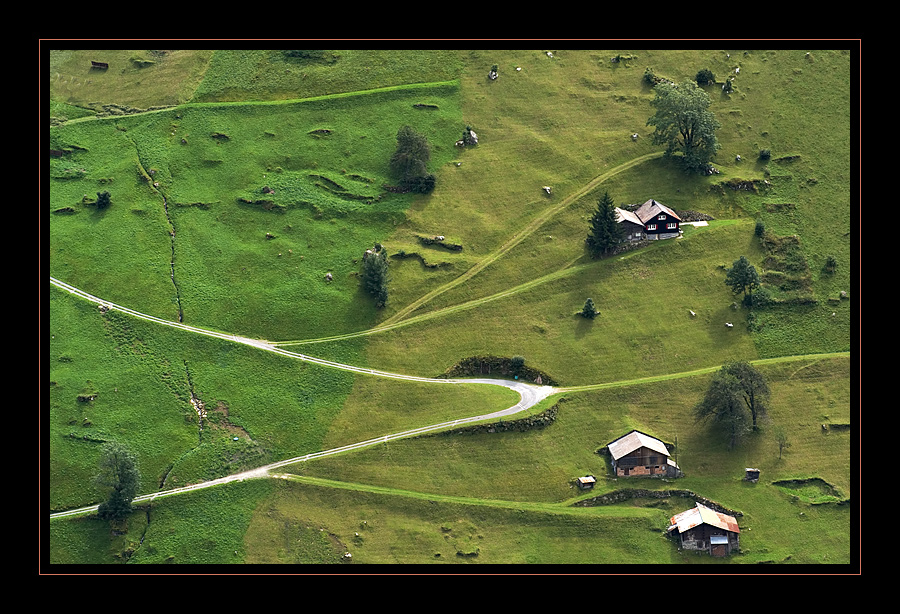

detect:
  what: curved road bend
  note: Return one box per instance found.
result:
[48,278,557,519]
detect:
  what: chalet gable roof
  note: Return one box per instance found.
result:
[668,503,740,535]
[607,430,670,460]
[634,199,681,224]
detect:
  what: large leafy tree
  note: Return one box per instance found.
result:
[721,361,770,429]
[693,370,751,450]
[95,441,140,521]
[647,80,721,172]
[694,361,771,448]
[389,125,435,193]
[725,255,761,303]
[585,191,622,257]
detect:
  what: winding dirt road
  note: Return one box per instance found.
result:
[48,278,557,519]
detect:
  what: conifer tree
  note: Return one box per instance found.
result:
[585,191,622,257]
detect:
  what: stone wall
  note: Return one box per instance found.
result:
[432,398,566,437]
[573,487,742,517]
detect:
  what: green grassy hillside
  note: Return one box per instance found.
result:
[47,47,855,568]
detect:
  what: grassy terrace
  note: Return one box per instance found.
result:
[47,48,854,567]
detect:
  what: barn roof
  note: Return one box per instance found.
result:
[634,199,681,223]
[668,503,740,534]
[607,430,670,460]
[615,207,644,226]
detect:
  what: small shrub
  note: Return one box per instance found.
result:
[759,148,772,161]
[755,220,765,238]
[643,68,660,86]
[695,68,715,86]
[743,286,773,309]
[824,255,838,274]
[405,173,436,194]
[510,356,525,372]
[96,190,111,209]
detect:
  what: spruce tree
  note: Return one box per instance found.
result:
[581,298,598,319]
[585,191,622,257]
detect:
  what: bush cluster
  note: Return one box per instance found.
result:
[361,243,389,308]
[695,68,716,86]
[389,125,436,194]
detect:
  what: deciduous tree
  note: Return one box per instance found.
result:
[95,441,140,521]
[725,255,761,304]
[775,426,791,460]
[694,370,751,450]
[389,125,435,194]
[721,361,770,429]
[361,243,389,308]
[647,80,721,173]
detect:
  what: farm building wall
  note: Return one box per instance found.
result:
[620,221,645,241]
[679,525,739,556]
[614,446,670,477]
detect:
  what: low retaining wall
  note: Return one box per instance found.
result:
[433,398,566,437]
[573,487,742,517]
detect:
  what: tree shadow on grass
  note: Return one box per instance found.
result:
[574,313,595,340]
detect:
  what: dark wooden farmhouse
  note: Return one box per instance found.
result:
[606,430,681,478]
[667,503,741,556]
[616,198,682,241]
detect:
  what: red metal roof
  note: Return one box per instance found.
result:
[669,503,740,534]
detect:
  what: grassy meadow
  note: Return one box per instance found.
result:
[47,48,854,568]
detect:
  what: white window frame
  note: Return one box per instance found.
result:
[657,214,666,220]
[667,222,677,229]
[647,224,657,231]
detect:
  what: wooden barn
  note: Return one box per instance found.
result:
[606,430,681,478]
[667,503,741,556]
[614,207,646,241]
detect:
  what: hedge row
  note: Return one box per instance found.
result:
[437,355,558,386]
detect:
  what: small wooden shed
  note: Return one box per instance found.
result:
[576,475,596,490]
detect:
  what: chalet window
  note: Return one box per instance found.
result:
[667,222,677,229]
[657,214,666,220]
[648,224,657,230]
